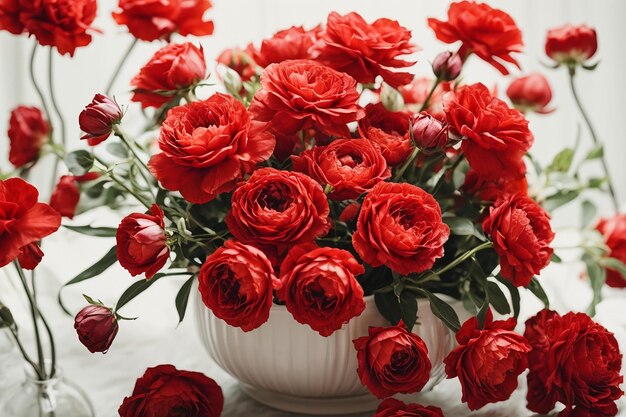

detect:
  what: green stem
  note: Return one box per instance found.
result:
[432,155,464,196]
[8,327,41,378]
[394,146,420,182]
[419,77,442,112]
[48,48,67,188]
[568,68,620,213]
[94,157,153,210]
[31,270,56,378]
[105,38,138,95]
[29,41,52,126]
[423,242,493,280]
[113,127,156,199]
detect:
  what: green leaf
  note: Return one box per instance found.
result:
[585,145,604,160]
[116,273,166,312]
[551,253,563,263]
[399,291,418,331]
[496,275,521,318]
[375,292,402,325]
[543,189,580,212]
[65,150,94,175]
[443,216,486,240]
[0,302,15,328]
[425,292,461,332]
[583,254,606,316]
[63,225,117,237]
[547,148,574,173]
[175,275,196,324]
[587,177,607,189]
[476,299,490,329]
[598,257,626,279]
[581,200,597,228]
[486,281,511,315]
[528,277,550,309]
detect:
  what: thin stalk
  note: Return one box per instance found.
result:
[48,48,67,189]
[423,241,493,280]
[105,38,138,95]
[94,157,152,209]
[568,68,620,212]
[29,41,52,124]
[432,155,464,196]
[394,146,420,182]
[419,77,442,112]
[113,127,156,198]
[31,270,56,378]
[8,328,42,378]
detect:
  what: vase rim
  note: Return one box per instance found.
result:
[268,293,458,311]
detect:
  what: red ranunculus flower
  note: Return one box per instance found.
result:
[357,103,412,166]
[0,178,61,269]
[444,312,530,410]
[291,138,390,201]
[116,204,169,279]
[353,323,432,398]
[225,168,330,259]
[311,12,418,88]
[545,24,598,65]
[216,47,256,81]
[149,93,275,204]
[130,42,207,109]
[249,59,364,138]
[119,365,223,417]
[199,239,277,332]
[112,0,214,42]
[462,169,528,202]
[444,83,533,180]
[525,310,623,417]
[353,182,449,275]
[275,243,365,336]
[74,304,119,354]
[506,73,554,114]
[8,105,49,168]
[247,25,320,68]
[596,214,626,287]
[482,194,554,287]
[50,172,100,219]
[374,398,445,417]
[428,1,523,75]
[79,94,123,146]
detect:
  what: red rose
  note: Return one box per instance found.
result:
[275,243,365,336]
[119,364,223,417]
[353,182,449,275]
[399,77,451,118]
[74,305,119,354]
[130,42,207,109]
[216,47,256,81]
[149,93,274,204]
[482,194,554,287]
[50,172,99,219]
[525,310,623,416]
[116,204,169,279]
[374,398,444,417]
[79,94,123,146]
[312,12,418,88]
[353,323,432,398]
[596,214,626,287]
[249,59,364,138]
[506,73,554,114]
[444,313,530,410]
[199,239,277,332]
[247,25,319,68]
[428,1,523,75]
[0,178,61,269]
[545,24,598,65]
[357,103,412,166]
[462,169,528,202]
[112,0,214,42]
[225,168,330,258]
[8,105,49,168]
[444,83,533,180]
[411,112,449,153]
[291,138,390,201]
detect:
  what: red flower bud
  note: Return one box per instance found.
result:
[74,305,119,354]
[506,73,554,114]
[79,94,123,146]
[411,112,449,153]
[339,202,360,223]
[545,24,598,65]
[432,51,463,81]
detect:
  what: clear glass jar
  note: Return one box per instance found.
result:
[0,330,18,391]
[0,362,94,417]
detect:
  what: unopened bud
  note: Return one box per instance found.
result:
[432,51,463,81]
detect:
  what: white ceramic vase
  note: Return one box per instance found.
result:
[195,293,460,415]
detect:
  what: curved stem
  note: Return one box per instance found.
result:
[568,69,620,213]
[423,241,493,280]
[113,126,155,198]
[31,270,56,378]
[94,157,152,209]
[48,48,67,188]
[8,328,41,378]
[419,77,441,113]
[29,42,52,125]
[105,38,138,96]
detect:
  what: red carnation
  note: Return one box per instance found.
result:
[506,73,554,114]
[444,83,533,180]
[312,12,418,88]
[357,103,413,166]
[275,243,365,336]
[482,194,554,287]
[50,172,100,219]
[374,398,444,417]
[545,24,598,65]
[199,240,277,332]
[353,182,449,275]
[7,105,49,168]
[74,304,119,354]
[247,25,319,68]
[116,204,169,279]
[444,313,530,410]
[596,214,626,287]
[353,323,432,398]
[428,1,523,75]
[112,0,214,42]
[249,59,363,138]
[149,93,275,204]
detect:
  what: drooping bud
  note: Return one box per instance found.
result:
[74,304,119,354]
[432,51,463,81]
[79,94,123,146]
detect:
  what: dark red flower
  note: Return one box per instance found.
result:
[312,12,418,88]
[198,239,277,332]
[74,304,119,354]
[374,398,445,417]
[353,323,432,398]
[249,59,363,138]
[428,1,523,75]
[596,214,626,287]
[444,83,533,180]
[357,103,412,166]
[17,242,44,270]
[0,0,23,34]
[116,204,169,279]
[545,24,598,65]
[119,365,223,417]
[411,112,449,153]
[432,51,463,81]
[482,194,554,287]
[275,243,365,336]
[50,172,99,219]
[506,73,554,114]
[7,105,49,168]
[353,182,449,275]
[130,42,207,109]
[79,94,123,146]
[247,25,320,68]
[149,93,275,204]
[112,0,214,42]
